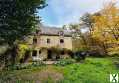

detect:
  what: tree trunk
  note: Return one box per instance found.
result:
[102,43,108,55]
[4,44,19,66]
[10,45,19,65]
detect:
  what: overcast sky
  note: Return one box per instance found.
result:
[38,0,119,27]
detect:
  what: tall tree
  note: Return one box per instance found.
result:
[92,1,119,55]
[0,0,47,65]
[80,13,94,33]
[0,0,47,45]
[68,24,89,51]
[80,13,95,46]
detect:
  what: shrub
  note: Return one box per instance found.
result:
[88,50,105,57]
[60,48,74,59]
[5,61,45,70]
[55,59,76,66]
[18,44,31,63]
[74,51,89,62]
[73,46,90,52]
[5,64,23,70]
[50,47,61,54]
[107,47,119,57]
[32,61,45,67]
[61,48,68,54]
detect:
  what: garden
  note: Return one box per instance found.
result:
[0,57,119,83]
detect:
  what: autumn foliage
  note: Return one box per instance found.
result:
[68,1,119,56]
[92,1,119,55]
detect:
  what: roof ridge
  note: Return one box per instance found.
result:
[37,25,72,37]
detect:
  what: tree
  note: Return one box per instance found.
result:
[0,0,47,65]
[68,24,89,51]
[0,0,47,45]
[80,13,94,34]
[92,1,119,55]
[80,13,95,46]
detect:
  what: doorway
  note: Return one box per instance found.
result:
[48,49,52,59]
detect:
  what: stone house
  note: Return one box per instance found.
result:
[27,26,73,61]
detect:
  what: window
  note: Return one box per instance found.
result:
[39,50,41,54]
[60,39,64,43]
[47,38,50,44]
[33,38,37,44]
[59,31,64,36]
[32,50,37,56]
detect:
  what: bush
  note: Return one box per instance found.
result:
[61,48,73,54]
[5,64,24,70]
[74,51,89,62]
[50,47,60,53]
[107,46,119,56]
[88,50,105,57]
[5,61,45,70]
[109,53,119,57]
[32,61,45,67]
[18,44,31,63]
[55,59,76,66]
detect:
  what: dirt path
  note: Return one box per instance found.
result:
[21,65,64,83]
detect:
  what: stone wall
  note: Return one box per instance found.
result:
[37,35,72,50]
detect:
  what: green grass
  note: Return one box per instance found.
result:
[0,57,119,83]
[58,58,119,83]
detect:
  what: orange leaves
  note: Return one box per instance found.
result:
[91,1,119,55]
[92,1,119,41]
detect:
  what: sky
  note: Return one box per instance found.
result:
[38,0,119,27]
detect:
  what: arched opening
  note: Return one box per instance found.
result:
[60,39,64,44]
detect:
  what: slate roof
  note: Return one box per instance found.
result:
[38,25,72,37]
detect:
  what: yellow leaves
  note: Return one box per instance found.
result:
[107,46,119,55]
[91,1,119,55]
[93,15,108,32]
[18,44,29,59]
[18,44,29,51]
[92,1,119,39]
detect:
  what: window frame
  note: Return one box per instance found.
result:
[47,38,51,44]
[60,39,64,44]
[33,38,37,44]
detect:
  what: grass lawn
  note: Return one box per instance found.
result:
[0,57,119,83]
